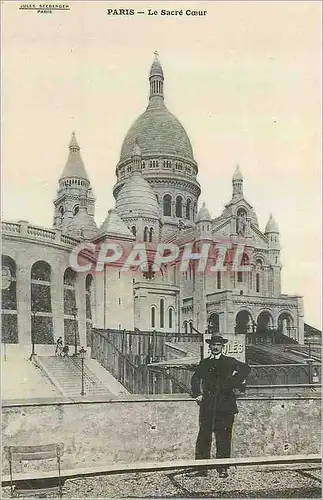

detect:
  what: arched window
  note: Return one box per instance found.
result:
[149,227,153,242]
[144,227,148,242]
[189,321,193,333]
[237,271,243,283]
[186,199,191,220]
[151,307,156,328]
[163,194,172,216]
[160,298,164,328]
[241,253,249,265]
[208,313,220,334]
[236,208,247,236]
[176,196,183,218]
[63,267,76,286]
[256,259,263,269]
[256,273,260,292]
[131,226,137,237]
[2,255,18,343]
[184,321,188,334]
[31,261,51,282]
[217,271,221,289]
[73,205,79,216]
[31,261,53,343]
[168,308,173,329]
[143,262,155,280]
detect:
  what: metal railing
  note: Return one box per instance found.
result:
[91,334,188,394]
[91,329,321,394]
[93,328,203,364]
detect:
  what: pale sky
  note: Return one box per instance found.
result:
[2,1,321,328]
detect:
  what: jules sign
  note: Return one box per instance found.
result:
[203,333,246,363]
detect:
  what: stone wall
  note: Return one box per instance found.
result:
[2,394,320,474]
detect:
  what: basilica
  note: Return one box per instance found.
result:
[1,55,304,349]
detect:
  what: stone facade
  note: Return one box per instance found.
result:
[1,55,304,347]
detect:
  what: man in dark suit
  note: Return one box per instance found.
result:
[191,334,251,478]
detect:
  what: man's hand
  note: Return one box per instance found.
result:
[195,395,203,406]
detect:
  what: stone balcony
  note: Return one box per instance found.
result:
[2,220,80,247]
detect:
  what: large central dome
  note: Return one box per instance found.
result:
[120,101,194,162]
[119,54,194,163]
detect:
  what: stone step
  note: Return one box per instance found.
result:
[37,356,111,397]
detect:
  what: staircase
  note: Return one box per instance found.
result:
[246,344,310,365]
[37,356,111,398]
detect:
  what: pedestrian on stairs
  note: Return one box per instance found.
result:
[62,343,69,357]
[55,337,63,356]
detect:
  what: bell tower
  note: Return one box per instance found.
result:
[53,132,95,232]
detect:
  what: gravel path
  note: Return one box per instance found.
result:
[2,467,321,498]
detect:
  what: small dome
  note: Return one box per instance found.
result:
[265,213,279,233]
[68,209,98,240]
[149,54,163,78]
[116,172,159,219]
[196,202,211,222]
[233,164,243,182]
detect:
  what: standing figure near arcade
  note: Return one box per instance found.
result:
[191,334,251,478]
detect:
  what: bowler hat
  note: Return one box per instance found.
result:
[205,334,228,345]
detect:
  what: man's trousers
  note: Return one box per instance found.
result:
[195,400,235,460]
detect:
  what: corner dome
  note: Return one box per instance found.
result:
[119,105,194,162]
[233,164,243,182]
[196,202,211,222]
[265,214,279,233]
[116,172,159,219]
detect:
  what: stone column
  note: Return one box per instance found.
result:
[231,217,237,236]
[51,267,64,343]
[297,297,305,344]
[224,292,234,333]
[76,274,86,348]
[15,258,31,346]
[263,266,269,296]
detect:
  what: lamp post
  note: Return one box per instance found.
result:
[79,346,86,396]
[30,310,38,360]
[71,306,78,356]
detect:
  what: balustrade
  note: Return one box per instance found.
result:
[27,226,55,240]
[2,222,21,233]
[2,220,81,247]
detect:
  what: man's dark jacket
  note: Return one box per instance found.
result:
[191,354,251,414]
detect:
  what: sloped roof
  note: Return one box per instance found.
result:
[99,208,134,238]
[60,132,89,181]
